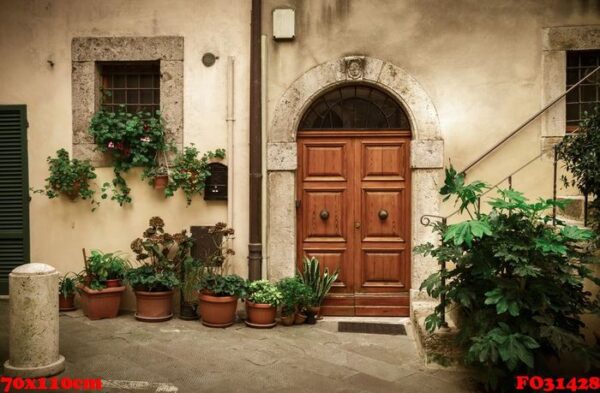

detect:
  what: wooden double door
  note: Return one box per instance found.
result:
[297,131,411,316]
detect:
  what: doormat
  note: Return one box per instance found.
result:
[338,321,407,336]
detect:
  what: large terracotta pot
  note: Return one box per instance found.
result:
[134,290,174,322]
[245,301,277,328]
[198,292,238,328]
[58,294,76,311]
[79,285,125,320]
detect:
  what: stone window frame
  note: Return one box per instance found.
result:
[71,36,183,165]
[542,25,600,150]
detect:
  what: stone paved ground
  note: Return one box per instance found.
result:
[0,300,476,393]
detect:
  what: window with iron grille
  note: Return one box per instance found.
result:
[99,61,160,114]
[566,50,600,131]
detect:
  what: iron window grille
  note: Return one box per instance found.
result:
[566,50,600,131]
[298,85,411,130]
[99,61,160,114]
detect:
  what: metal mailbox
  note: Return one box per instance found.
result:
[204,162,227,200]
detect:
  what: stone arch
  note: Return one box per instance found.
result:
[267,56,444,307]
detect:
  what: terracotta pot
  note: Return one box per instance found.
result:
[134,290,174,322]
[294,313,307,325]
[78,284,125,320]
[58,294,76,311]
[105,279,122,288]
[280,313,295,326]
[153,175,169,190]
[198,292,238,328]
[245,301,277,328]
[53,180,80,200]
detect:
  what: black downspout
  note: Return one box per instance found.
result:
[248,0,262,281]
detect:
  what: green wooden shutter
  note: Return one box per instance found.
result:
[0,105,29,295]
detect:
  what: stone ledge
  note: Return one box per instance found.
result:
[411,307,463,367]
[543,25,600,51]
[72,36,184,61]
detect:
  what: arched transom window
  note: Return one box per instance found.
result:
[299,85,411,130]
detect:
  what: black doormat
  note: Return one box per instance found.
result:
[338,321,407,336]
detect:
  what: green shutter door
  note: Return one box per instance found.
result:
[0,105,29,295]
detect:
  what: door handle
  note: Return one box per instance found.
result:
[355,221,361,229]
[378,209,389,220]
[320,209,330,220]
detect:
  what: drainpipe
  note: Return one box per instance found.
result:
[226,56,235,249]
[248,0,262,281]
[261,34,268,279]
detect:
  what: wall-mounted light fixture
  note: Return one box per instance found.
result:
[272,8,295,41]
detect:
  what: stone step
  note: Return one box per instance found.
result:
[556,195,589,222]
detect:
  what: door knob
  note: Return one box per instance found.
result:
[320,209,330,220]
[378,209,389,220]
[355,221,361,229]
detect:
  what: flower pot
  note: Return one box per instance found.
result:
[306,306,320,324]
[245,301,277,328]
[78,284,125,320]
[134,290,174,322]
[280,313,295,326]
[198,292,238,328]
[105,279,122,288]
[179,300,199,321]
[153,175,169,190]
[58,294,76,311]
[294,313,307,325]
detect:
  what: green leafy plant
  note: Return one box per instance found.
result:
[298,256,339,307]
[198,273,246,298]
[415,166,600,391]
[141,164,169,186]
[164,145,225,205]
[277,276,314,316]
[59,272,79,298]
[32,149,99,210]
[84,250,129,290]
[246,280,283,307]
[88,106,170,205]
[127,216,193,292]
[557,106,600,232]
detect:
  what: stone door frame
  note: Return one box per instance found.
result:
[266,56,444,308]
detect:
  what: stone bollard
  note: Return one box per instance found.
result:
[3,263,65,377]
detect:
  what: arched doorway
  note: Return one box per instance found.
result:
[297,84,412,316]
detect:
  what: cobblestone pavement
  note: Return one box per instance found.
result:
[0,300,476,392]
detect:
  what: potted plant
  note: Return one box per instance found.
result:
[164,145,226,205]
[245,280,283,328]
[32,148,99,210]
[58,272,79,311]
[298,256,339,323]
[197,273,246,328]
[128,216,192,322]
[89,107,170,205]
[142,165,170,190]
[78,250,129,320]
[277,277,314,326]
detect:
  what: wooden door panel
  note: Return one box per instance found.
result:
[361,188,406,242]
[302,189,347,242]
[361,250,407,288]
[361,141,407,181]
[303,142,348,181]
[303,249,351,291]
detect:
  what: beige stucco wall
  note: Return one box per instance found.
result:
[0,0,252,300]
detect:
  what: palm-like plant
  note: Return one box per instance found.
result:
[298,256,339,307]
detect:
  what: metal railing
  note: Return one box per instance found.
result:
[419,65,600,330]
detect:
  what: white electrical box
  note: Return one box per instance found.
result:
[273,8,295,40]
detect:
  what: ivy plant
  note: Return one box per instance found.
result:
[164,145,225,205]
[32,149,99,210]
[557,106,600,232]
[88,106,170,205]
[415,166,600,391]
